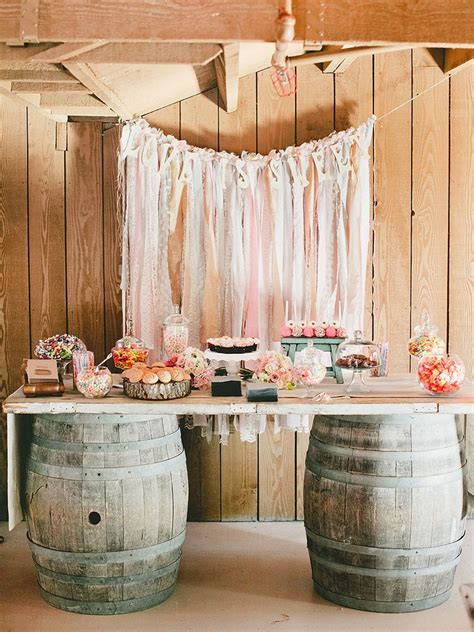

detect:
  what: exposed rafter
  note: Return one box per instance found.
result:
[1,1,473,47]
[63,62,134,119]
[214,44,239,113]
[289,44,425,66]
[444,49,474,74]
[64,42,223,65]
[31,41,108,63]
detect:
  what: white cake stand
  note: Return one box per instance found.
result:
[204,349,260,377]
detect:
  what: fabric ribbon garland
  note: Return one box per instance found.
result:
[119,117,374,354]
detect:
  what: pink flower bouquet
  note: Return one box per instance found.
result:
[253,351,297,390]
[174,347,215,390]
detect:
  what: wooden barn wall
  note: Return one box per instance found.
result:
[0,52,472,521]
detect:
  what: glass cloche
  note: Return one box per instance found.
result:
[112,334,149,369]
[163,305,189,358]
[336,330,380,393]
[407,313,445,358]
[294,341,327,397]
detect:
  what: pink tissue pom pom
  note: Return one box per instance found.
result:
[303,326,314,337]
[280,325,292,337]
[292,325,303,337]
[314,326,325,337]
[337,327,347,338]
[325,326,337,338]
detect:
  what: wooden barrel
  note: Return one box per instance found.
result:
[304,414,466,613]
[25,413,188,614]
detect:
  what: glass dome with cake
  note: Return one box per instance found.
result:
[207,336,259,354]
[336,330,380,393]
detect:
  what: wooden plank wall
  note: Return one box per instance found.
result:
[0,54,472,521]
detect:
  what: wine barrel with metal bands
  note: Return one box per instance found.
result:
[304,413,466,613]
[25,413,188,615]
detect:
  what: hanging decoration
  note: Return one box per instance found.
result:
[270,1,297,96]
[119,117,374,357]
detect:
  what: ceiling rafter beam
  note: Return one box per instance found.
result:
[1,1,473,47]
[64,42,223,65]
[214,43,239,113]
[31,40,107,63]
[63,61,134,119]
[289,44,425,66]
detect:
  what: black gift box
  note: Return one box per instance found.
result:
[246,382,278,402]
[211,376,242,397]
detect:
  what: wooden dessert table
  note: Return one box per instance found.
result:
[3,374,473,614]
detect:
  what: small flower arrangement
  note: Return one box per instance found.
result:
[167,347,215,390]
[34,334,86,362]
[253,351,297,390]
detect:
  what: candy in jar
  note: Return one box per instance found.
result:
[112,334,149,369]
[76,366,113,398]
[294,342,326,394]
[417,354,465,395]
[408,314,445,358]
[163,305,189,358]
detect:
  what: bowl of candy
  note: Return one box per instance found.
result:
[408,314,445,358]
[76,366,113,398]
[294,342,327,396]
[417,354,465,396]
[112,335,150,369]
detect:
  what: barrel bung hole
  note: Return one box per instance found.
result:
[88,511,101,525]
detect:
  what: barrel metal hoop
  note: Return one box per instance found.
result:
[309,550,461,577]
[27,530,186,563]
[27,449,186,480]
[313,582,452,613]
[305,528,465,557]
[308,436,465,461]
[311,414,458,425]
[36,556,180,586]
[35,413,178,425]
[306,462,466,487]
[31,427,182,453]
[38,584,175,614]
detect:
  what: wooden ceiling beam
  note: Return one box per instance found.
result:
[31,41,108,63]
[1,1,473,47]
[0,43,55,61]
[0,68,77,82]
[63,61,134,119]
[214,44,239,113]
[290,44,425,66]
[10,80,90,92]
[64,42,223,65]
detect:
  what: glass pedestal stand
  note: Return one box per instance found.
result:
[346,368,378,394]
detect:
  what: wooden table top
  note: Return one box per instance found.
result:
[3,374,473,415]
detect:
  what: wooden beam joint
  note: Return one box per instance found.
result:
[214,43,239,113]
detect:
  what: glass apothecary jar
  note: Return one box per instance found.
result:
[418,354,465,396]
[336,330,380,393]
[408,314,445,358]
[294,342,327,397]
[76,366,113,398]
[112,335,149,370]
[163,305,189,358]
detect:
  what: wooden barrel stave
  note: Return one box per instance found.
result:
[304,414,466,612]
[25,413,188,614]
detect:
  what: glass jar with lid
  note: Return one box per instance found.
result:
[418,353,465,396]
[407,314,445,358]
[112,334,149,370]
[336,330,380,393]
[294,341,327,397]
[163,305,189,358]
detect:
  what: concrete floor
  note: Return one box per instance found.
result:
[0,521,472,632]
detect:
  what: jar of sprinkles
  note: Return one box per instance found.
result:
[76,366,113,398]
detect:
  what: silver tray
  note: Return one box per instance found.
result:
[123,378,192,400]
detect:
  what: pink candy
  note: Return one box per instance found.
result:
[303,326,314,337]
[280,325,293,337]
[325,326,337,338]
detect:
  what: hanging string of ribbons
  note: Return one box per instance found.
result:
[119,116,374,356]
